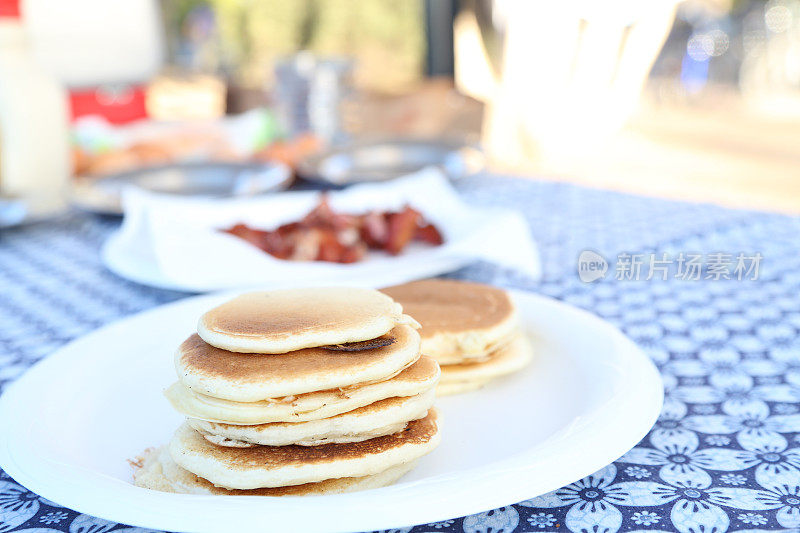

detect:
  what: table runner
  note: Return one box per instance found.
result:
[1,175,799,533]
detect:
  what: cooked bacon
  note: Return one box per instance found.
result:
[290,228,322,261]
[339,242,367,263]
[385,206,421,255]
[415,223,444,245]
[222,198,442,263]
[301,195,358,231]
[260,230,293,259]
[359,211,388,248]
[224,224,266,249]
[316,229,348,262]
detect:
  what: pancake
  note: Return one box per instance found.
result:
[189,389,435,447]
[169,410,440,490]
[134,447,417,495]
[176,325,421,402]
[436,379,491,396]
[381,279,518,364]
[165,355,440,424]
[198,288,419,354]
[436,335,533,396]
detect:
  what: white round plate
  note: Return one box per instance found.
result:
[0,290,663,533]
[98,169,542,293]
[101,231,471,293]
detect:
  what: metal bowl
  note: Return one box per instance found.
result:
[69,161,293,215]
[297,139,484,186]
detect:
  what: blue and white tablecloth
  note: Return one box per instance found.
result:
[1,175,800,533]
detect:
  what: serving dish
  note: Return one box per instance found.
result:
[100,170,539,292]
[0,289,662,533]
[297,139,484,185]
[70,161,293,215]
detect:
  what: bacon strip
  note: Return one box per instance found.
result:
[222,198,442,263]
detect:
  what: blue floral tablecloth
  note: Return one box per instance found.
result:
[1,175,800,533]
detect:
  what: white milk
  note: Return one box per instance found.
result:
[0,10,69,211]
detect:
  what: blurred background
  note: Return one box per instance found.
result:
[2,0,799,218]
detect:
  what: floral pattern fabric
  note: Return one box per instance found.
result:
[1,175,800,532]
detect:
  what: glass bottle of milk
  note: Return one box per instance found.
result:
[0,0,69,218]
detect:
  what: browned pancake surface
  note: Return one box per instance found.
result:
[201,289,396,339]
[172,467,386,496]
[381,279,513,336]
[439,344,507,370]
[202,394,422,431]
[180,411,438,470]
[178,325,417,383]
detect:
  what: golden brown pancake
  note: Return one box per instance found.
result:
[169,410,440,489]
[381,279,519,364]
[436,379,492,396]
[133,447,417,496]
[437,334,534,396]
[198,288,419,354]
[382,279,513,335]
[175,325,421,402]
[137,286,440,496]
[188,390,435,447]
[165,355,440,424]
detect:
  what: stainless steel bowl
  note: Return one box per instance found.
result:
[69,161,293,215]
[297,139,484,185]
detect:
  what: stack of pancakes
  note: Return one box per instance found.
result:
[382,279,532,395]
[134,288,441,495]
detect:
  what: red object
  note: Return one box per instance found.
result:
[385,207,422,255]
[69,85,148,125]
[222,200,443,263]
[0,0,21,18]
[415,224,444,245]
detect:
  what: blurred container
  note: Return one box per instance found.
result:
[24,0,164,126]
[273,52,354,145]
[0,0,69,221]
[70,161,292,215]
[146,74,227,121]
[23,0,162,87]
[297,138,485,185]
